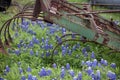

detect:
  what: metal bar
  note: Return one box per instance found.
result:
[68,2,120,6]
[66,10,120,15]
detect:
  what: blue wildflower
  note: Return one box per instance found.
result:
[32,76,38,80]
[110,63,116,69]
[82,48,86,54]
[100,59,104,64]
[69,70,75,77]
[103,60,108,66]
[73,76,78,80]
[0,77,4,80]
[47,22,53,26]
[60,68,66,79]
[53,63,57,68]
[28,41,34,48]
[91,51,95,59]
[30,49,34,56]
[77,72,82,80]
[19,67,23,74]
[6,65,10,72]
[39,67,47,77]
[66,63,70,70]
[15,49,20,55]
[96,70,101,80]
[21,75,26,80]
[46,69,52,76]
[92,59,97,67]
[68,49,72,55]
[81,60,85,66]
[46,51,50,57]
[86,67,93,75]
[27,66,31,72]
[107,71,116,80]
[86,60,92,67]
[28,74,32,80]
[62,49,66,56]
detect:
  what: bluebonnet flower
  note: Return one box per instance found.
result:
[86,67,93,75]
[46,69,52,76]
[27,66,31,72]
[6,65,10,72]
[53,63,57,68]
[17,44,21,48]
[46,51,50,57]
[0,77,4,80]
[49,28,55,34]
[110,63,116,69]
[98,63,102,67]
[21,75,26,80]
[84,52,88,57]
[81,60,85,66]
[72,45,77,51]
[15,49,20,55]
[100,59,104,64]
[44,43,49,50]
[91,72,95,79]
[103,60,108,66]
[60,67,66,79]
[73,76,78,80]
[61,28,66,34]
[28,74,33,80]
[82,48,86,54]
[32,76,38,80]
[77,72,82,80]
[96,70,101,80]
[42,37,45,43]
[91,51,95,59]
[68,49,72,55]
[107,71,116,80]
[28,41,34,48]
[39,67,47,77]
[30,49,34,56]
[39,23,45,29]
[47,22,53,26]
[66,63,70,70]
[69,70,75,77]
[62,49,66,56]
[31,21,36,26]
[32,36,40,44]
[55,35,61,43]
[86,60,92,67]
[92,59,97,67]
[45,37,49,44]
[49,44,53,49]
[38,67,51,77]
[19,67,23,74]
